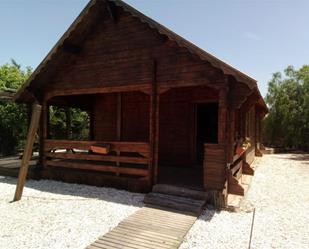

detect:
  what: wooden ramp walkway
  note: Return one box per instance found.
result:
[86,206,197,249]
[0,156,38,178]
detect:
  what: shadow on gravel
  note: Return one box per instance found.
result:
[274,153,309,164]
[197,208,217,222]
[0,176,144,207]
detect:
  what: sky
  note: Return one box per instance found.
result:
[0,0,308,97]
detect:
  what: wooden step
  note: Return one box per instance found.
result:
[152,184,211,201]
[144,192,206,215]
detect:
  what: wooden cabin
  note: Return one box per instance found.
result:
[15,0,267,203]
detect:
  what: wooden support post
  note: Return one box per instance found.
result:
[39,101,48,167]
[154,94,160,184]
[218,88,228,144]
[116,93,122,141]
[65,107,71,140]
[149,59,159,185]
[227,109,236,163]
[89,108,94,140]
[218,87,230,206]
[116,93,122,175]
[27,103,32,129]
[13,104,42,201]
[46,104,50,139]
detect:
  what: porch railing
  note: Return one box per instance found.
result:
[44,139,150,177]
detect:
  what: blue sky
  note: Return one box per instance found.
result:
[0,0,308,96]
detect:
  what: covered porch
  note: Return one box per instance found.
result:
[39,80,224,191]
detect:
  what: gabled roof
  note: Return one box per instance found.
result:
[15,0,260,102]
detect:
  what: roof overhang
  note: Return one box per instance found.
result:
[15,0,261,103]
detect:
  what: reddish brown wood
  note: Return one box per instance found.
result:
[45,152,148,164]
[46,160,148,176]
[90,143,111,154]
[218,88,227,144]
[14,104,42,201]
[44,139,150,154]
[39,100,48,167]
[13,0,267,193]
[149,59,158,185]
[226,109,236,164]
[203,143,226,190]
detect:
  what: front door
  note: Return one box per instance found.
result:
[196,103,218,164]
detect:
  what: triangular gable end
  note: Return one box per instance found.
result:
[15,0,260,103]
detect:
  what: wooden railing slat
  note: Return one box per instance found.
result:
[46,159,148,176]
[45,152,149,164]
[44,139,150,153]
[44,139,150,177]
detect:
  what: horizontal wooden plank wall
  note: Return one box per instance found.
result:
[44,7,225,96]
[93,92,150,143]
[203,143,226,190]
[44,139,150,177]
[33,2,264,194]
[159,86,218,167]
[93,93,118,141]
[122,92,150,142]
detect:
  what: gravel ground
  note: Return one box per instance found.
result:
[180,153,309,249]
[0,178,144,249]
[0,153,308,249]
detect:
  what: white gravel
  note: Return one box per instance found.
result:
[180,153,309,249]
[1,153,308,249]
[0,178,144,249]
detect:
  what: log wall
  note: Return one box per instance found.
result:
[36,4,262,192]
[203,144,226,190]
[93,92,150,142]
[159,86,218,167]
[44,8,225,96]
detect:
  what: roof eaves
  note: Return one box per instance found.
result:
[14,0,98,102]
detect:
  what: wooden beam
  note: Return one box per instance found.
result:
[26,103,32,128]
[89,108,94,140]
[46,104,50,139]
[154,94,160,184]
[116,93,122,175]
[226,109,236,163]
[149,59,159,185]
[158,86,171,95]
[39,101,48,166]
[46,84,151,100]
[65,107,71,139]
[46,160,148,177]
[44,139,150,154]
[116,93,122,141]
[218,88,228,144]
[46,152,148,164]
[13,104,42,201]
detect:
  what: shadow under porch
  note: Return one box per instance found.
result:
[39,90,153,192]
[157,86,219,189]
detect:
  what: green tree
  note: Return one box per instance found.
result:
[263,65,309,150]
[0,60,32,155]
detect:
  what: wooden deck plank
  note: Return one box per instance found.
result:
[102,233,174,249]
[121,218,190,231]
[107,230,178,245]
[96,237,151,249]
[125,215,194,227]
[117,222,186,237]
[85,206,197,249]
[113,226,181,241]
